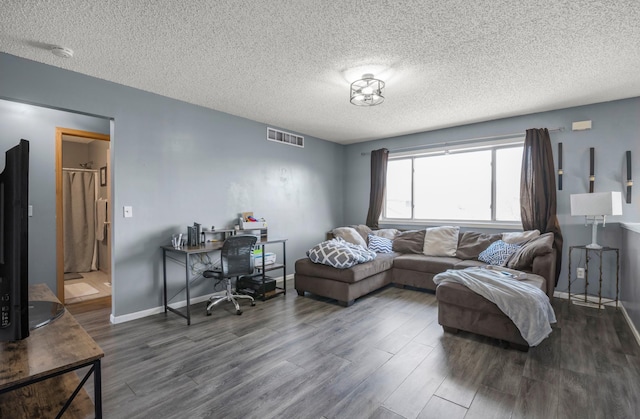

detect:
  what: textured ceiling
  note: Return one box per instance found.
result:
[1,1,639,144]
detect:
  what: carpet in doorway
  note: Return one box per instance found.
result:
[65,283,100,299]
[64,273,83,280]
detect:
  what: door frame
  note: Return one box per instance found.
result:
[55,127,110,302]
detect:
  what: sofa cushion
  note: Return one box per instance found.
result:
[456,231,502,260]
[332,227,368,247]
[502,229,540,244]
[370,228,400,239]
[368,234,393,254]
[348,224,373,243]
[295,253,398,284]
[454,260,488,270]
[394,254,461,273]
[507,232,554,270]
[393,229,425,254]
[478,240,521,265]
[423,226,460,256]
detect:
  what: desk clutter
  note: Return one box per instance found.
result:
[237,275,277,299]
[173,213,269,249]
[162,213,287,324]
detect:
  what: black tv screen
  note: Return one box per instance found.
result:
[0,139,29,342]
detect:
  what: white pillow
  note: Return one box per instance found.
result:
[332,227,367,248]
[502,229,540,244]
[423,226,460,257]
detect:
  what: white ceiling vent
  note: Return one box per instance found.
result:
[267,127,304,148]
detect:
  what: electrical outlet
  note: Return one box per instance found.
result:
[577,267,585,279]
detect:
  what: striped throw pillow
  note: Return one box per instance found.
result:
[368,234,393,254]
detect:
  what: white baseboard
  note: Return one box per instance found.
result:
[620,304,640,348]
[554,291,640,347]
[110,274,295,324]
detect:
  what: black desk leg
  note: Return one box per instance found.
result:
[94,359,102,419]
[283,241,287,294]
[163,248,168,313]
[185,253,191,325]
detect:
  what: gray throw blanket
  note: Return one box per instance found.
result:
[433,267,556,346]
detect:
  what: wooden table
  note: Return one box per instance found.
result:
[0,284,104,418]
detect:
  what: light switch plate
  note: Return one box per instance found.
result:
[123,206,133,218]
[28,205,33,217]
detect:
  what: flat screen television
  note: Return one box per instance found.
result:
[0,139,29,341]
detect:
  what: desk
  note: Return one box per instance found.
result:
[568,245,620,309]
[0,284,104,418]
[162,238,288,324]
[162,242,223,325]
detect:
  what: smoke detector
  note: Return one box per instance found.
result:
[51,46,74,58]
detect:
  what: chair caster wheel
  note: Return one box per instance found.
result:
[236,310,242,315]
[206,312,211,316]
[251,302,256,306]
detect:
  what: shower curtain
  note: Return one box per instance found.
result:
[63,171,97,273]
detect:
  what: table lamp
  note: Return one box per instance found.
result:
[570,191,623,249]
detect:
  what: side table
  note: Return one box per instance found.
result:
[568,245,619,309]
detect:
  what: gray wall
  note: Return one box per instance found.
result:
[0,53,345,318]
[345,98,640,300]
[0,99,110,292]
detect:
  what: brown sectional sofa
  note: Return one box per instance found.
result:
[294,227,557,349]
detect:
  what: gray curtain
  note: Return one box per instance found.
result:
[520,128,563,284]
[366,148,389,229]
[63,171,96,273]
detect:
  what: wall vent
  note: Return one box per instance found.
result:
[267,127,304,148]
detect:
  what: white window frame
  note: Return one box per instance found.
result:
[381,137,525,229]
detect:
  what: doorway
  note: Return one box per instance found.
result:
[55,127,111,312]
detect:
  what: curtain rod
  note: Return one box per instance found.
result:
[62,167,98,172]
[360,127,565,156]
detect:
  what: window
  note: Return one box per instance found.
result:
[384,141,523,224]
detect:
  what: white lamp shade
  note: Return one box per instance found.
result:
[570,191,623,216]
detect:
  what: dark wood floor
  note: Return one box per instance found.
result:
[73,284,640,419]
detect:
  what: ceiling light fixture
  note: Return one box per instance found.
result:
[50,46,74,58]
[350,74,385,106]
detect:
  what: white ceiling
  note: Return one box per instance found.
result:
[1,1,639,145]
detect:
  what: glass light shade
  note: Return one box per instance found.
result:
[350,75,385,106]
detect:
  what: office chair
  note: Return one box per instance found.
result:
[203,235,257,315]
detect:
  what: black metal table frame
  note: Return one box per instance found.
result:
[568,245,620,309]
[162,244,219,325]
[0,358,102,419]
[253,239,287,301]
[162,238,287,324]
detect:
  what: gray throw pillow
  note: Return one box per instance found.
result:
[332,227,368,248]
[506,232,554,270]
[392,230,425,254]
[370,228,400,239]
[348,224,373,243]
[456,232,502,260]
